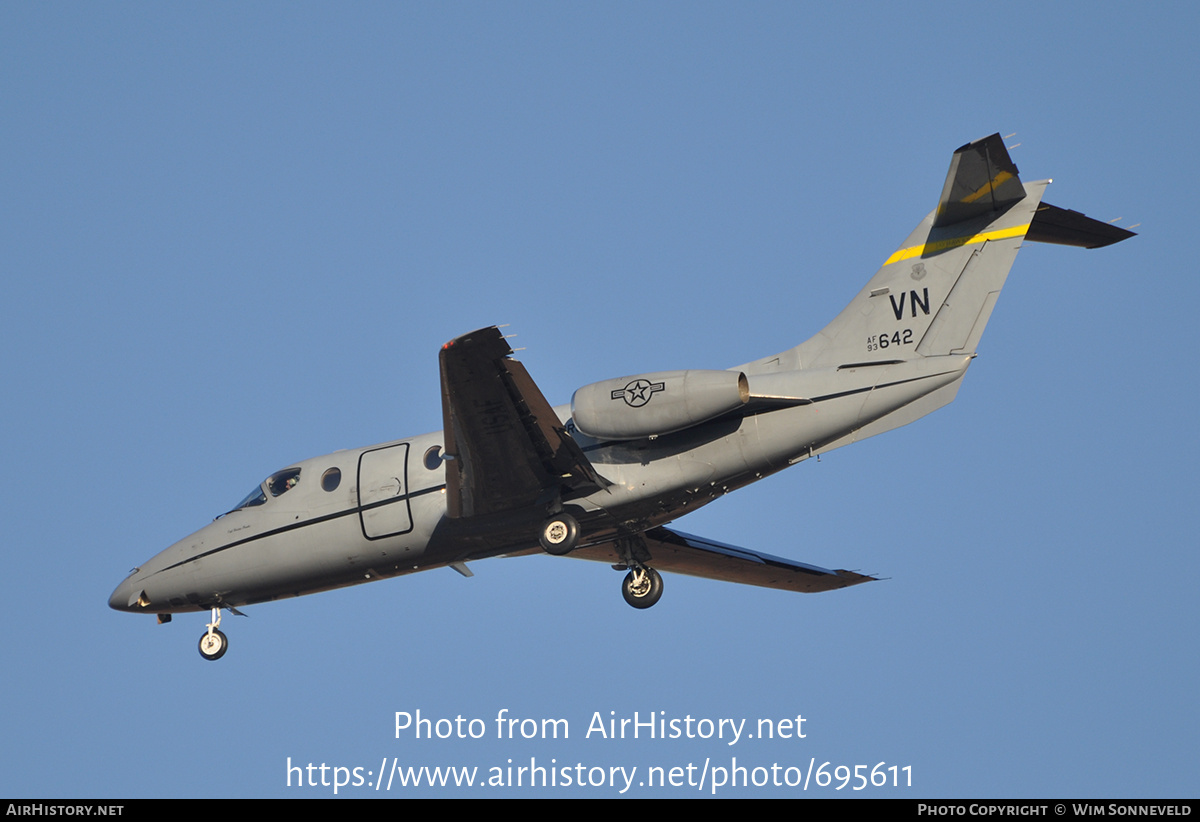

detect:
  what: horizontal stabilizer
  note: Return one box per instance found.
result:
[1026,202,1136,248]
[933,133,1027,228]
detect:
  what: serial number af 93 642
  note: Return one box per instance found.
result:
[866,329,913,352]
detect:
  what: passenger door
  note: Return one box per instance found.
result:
[357,443,413,539]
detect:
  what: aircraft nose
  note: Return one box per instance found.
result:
[109,575,143,612]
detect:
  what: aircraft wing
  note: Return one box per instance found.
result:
[439,326,608,518]
[570,527,875,593]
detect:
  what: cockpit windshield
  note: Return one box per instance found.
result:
[267,467,301,497]
[228,467,302,513]
[233,484,267,511]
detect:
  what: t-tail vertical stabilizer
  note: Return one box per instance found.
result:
[778,134,1045,373]
[744,133,1134,377]
[738,133,1134,453]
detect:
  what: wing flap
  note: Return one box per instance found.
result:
[570,527,874,594]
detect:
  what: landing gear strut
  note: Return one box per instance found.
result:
[198,606,228,661]
[539,512,580,555]
[622,566,664,609]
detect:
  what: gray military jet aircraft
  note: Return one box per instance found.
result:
[110,134,1133,660]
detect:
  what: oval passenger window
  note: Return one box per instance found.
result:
[424,446,443,471]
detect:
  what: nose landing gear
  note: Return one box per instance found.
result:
[198,607,228,661]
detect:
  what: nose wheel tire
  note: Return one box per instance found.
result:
[540,513,580,556]
[198,628,228,661]
[622,567,663,609]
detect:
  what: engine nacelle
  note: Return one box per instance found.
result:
[571,369,749,440]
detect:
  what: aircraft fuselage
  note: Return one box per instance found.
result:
[109,353,970,615]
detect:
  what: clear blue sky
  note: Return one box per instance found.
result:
[2,2,1196,798]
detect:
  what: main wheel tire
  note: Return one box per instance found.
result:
[539,513,579,555]
[622,567,664,609]
[198,628,228,661]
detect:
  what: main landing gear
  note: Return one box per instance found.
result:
[538,517,664,609]
[621,566,663,609]
[198,606,228,661]
[539,512,580,555]
[609,534,664,609]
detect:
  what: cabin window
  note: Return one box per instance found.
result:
[321,467,341,492]
[424,446,443,471]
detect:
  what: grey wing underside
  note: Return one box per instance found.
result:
[438,326,608,519]
[569,527,875,594]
